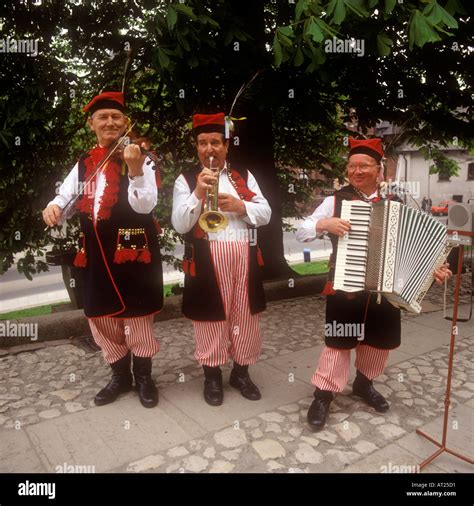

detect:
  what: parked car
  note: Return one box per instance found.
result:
[431,200,456,216]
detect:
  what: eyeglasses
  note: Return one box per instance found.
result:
[346,163,379,172]
[94,113,126,121]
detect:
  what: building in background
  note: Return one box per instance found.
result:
[375,121,474,206]
[393,144,474,205]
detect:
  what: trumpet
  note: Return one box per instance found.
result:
[198,156,228,233]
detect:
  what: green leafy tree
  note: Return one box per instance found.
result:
[0,0,471,282]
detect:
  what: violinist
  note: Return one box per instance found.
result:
[42,91,163,409]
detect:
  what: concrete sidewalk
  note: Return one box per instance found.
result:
[0,295,472,474]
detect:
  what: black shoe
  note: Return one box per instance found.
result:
[352,370,389,413]
[133,355,158,408]
[229,363,261,401]
[94,352,133,406]
[307,389,333,432]
[203,366,223,406]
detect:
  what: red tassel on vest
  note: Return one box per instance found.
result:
[322,280,336,296]
[138,249,151,263]
[114,248,139,264]
[74,249,87,267]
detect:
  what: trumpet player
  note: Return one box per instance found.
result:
[172,113,271,406]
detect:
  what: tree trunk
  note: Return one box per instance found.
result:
[227,1,295,280]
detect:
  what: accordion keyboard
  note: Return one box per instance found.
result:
[333,201,372,292]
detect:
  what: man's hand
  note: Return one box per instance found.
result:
[42,204,62,227]
[124,143,146,178]
[434,263,452,284]
[194,167,217,200]
[218,193,246,215]
[317,217,351,237]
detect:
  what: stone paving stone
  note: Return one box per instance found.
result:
[252,439,286,460]
[25,397,205,473]
[340,443,445,474]
[396,402,473,460]
[160,361,310,433]
[265,346,323,383]
[395,429,474,473]
[0,429,45,472]
[126,454,165,473]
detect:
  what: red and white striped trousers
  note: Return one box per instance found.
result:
[193,241,262,367]
[312,344,389,392]
[88,315,160,364]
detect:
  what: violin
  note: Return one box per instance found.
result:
[111,130,164,168]
[43,127,163,230]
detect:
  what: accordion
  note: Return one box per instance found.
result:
[333,200,452,313]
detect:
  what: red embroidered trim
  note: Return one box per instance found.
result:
[183,242,196,277]
[76,146,122,221]
[154,166,162,189]
[74,233,87,267]
[113,228,151,265]
[228,169,256,202]
[183,259,190,274]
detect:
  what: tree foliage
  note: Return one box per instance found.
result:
[0,0,471,279]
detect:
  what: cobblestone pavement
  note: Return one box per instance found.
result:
[0,297,326,430]
[111,338,473,474]
[0,274,472,473]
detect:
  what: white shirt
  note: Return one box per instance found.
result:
[48,157,158,224]
[171,164,271,241]
[296,189,378,243]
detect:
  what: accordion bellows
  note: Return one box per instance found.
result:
[333,200,451,313]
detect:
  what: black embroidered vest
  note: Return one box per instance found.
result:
[179,165,266,321]
[76,154,163,318]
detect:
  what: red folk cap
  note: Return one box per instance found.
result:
[83,91,125,115]
[348,137,384,162]
[192,112,226,136]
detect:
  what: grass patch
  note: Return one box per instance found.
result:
[290,260,329,276]
[0,303,69,320]
[164,282,181,297]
